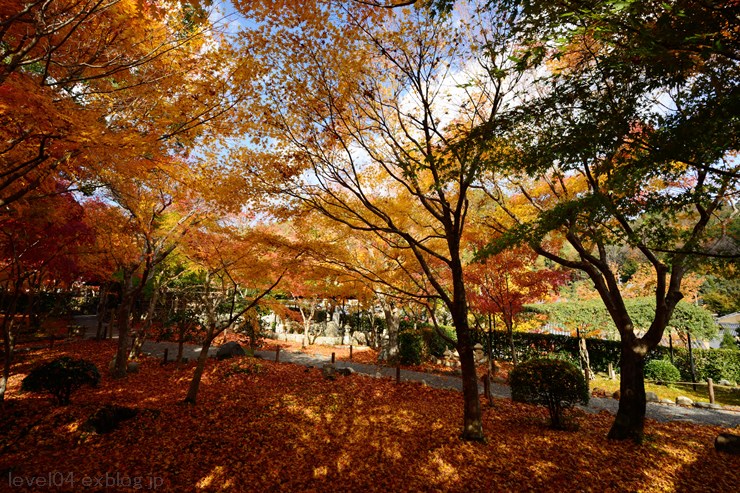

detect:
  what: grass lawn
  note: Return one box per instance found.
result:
[1,340,739,492]
[591,375,740,408]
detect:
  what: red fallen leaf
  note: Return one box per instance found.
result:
[1,340,738,493]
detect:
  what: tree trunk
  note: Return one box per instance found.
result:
[112,288,134,379]
[130,287,160,358]
[184,335,214,405]
[380,300,400,362]
[300,302,316,349]
[505,317,517,365]
[483,372,494,407]
[578,333,592,383]
[302,318,309,348]
[95,284,109,340]
[369,311,379,349]
[0,328,15,404]
[454,319,485,441]
[607,343,646,443]
[0,291,20,403]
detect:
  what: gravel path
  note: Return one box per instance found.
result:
[259,349,740,428]
[74,316,740,429]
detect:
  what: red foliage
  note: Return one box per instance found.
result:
[466,244,568,328]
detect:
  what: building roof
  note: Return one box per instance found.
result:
[717,312,740,325]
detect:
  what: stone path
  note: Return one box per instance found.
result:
[74,315,740,429]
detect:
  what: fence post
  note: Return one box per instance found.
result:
[350,345,353,361]
[331,352,335,364]
[275,345,280,363]
[708,378,715,404]
[608,363,615,380]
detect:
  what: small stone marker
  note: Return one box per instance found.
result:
[216,342,245,360]
[715,433,740,455]
[676,396,694,406]
[322,363,336,380]
[82,405,139,434]
[694,402,722,410]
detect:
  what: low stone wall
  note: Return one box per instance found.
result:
[267,332,370,347]
[269,333,342,346]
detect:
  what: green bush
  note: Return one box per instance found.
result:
[398,330,423,365]
[510,358,589,430]
[720,330,738,351]
[644,359,680,383]
[697,350,740,383]
[21,357,100,405]
[670,347,740,383]
[553,350,580,368]
[422,324,456,358]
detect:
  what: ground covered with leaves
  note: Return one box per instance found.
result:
[260,339,515,380]
[2,340,738,492]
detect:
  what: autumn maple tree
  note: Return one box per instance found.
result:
[475,0,740,442]
[177,222,305,404]
[0,190,93,402]
[1,0,264,383]
[293,212,441,360]
[238,0,530,441]
[0,1,240,209]
[83,173,203,378]
[466,243,568,365]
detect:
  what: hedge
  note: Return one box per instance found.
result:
[482,330,621,373]
[668,347,740,384]
[484,329,740,383]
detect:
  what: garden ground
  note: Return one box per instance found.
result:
[1,339,739,492]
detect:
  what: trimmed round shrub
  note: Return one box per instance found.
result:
[21,357,100,405]
[510,358,589,429]
[644,359,680,383]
